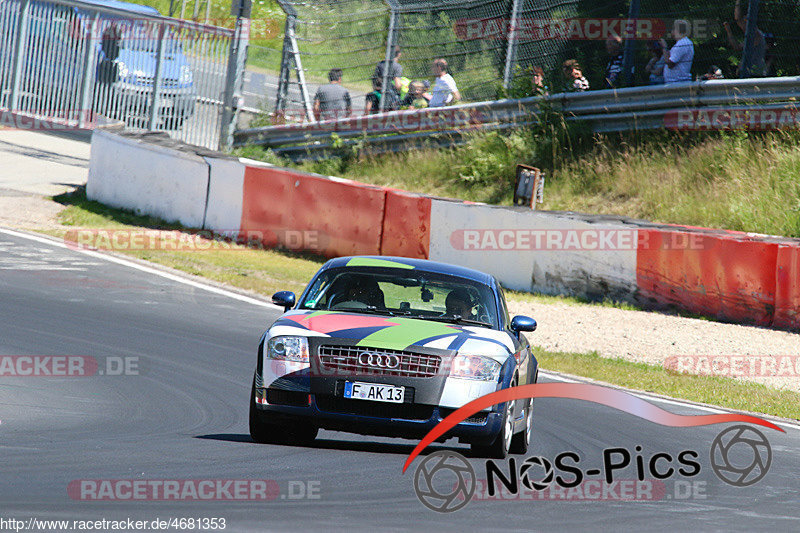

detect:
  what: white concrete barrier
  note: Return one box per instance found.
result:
[203,157,245,234]
[429,200,639,301]
[87,129,210,228]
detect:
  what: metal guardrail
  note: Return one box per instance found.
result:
[0,0,246,150]
[233,76,800,160]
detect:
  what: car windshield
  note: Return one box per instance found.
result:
[298,268,499,328]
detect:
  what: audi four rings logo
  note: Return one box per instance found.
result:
[358,352,400,369]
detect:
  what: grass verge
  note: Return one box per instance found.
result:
[36,188,800,421]
[536,348,800,421]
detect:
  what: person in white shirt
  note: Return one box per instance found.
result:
[661,20,694,83]
[426,58,461,107]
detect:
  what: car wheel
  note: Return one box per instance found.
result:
[509,399,532,455]
[471,392,515,459]
[248,378,318,445]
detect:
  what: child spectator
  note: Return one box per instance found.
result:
[699,65,724,81]
[365,77,382,115]
[662,20,694,83]
[645,41,666,84]
[402,81,429,109]
[562,60,589,92]
[531,66,549,96]
[604,35,624,88]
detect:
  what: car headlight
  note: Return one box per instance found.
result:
[450,354,501,381]
[267,336,309,362]
[179,65,193,86]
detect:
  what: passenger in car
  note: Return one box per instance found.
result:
[445,288,475,318]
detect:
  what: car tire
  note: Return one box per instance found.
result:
[249,379,318,445]
[471,393,515,459]
[509,399,532,455]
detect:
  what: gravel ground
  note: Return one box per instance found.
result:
[3,192,799,391]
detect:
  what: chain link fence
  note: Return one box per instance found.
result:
[264,0,800,124]
[0,0,245,150]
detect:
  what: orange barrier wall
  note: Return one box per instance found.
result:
[241,165,386,257]
[773,244,800,330]
[380,190,431,259]
[636,229,779,327]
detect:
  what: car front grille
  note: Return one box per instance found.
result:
[318,345,442,378]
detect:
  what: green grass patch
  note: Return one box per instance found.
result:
[51,188,324,296]
[536,348,800,421]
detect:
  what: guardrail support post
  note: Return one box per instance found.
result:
[147,23,166,131]
[740,0,761,78]
[502,0,523,90]
[8,0,31,112]
[77,12,100,128]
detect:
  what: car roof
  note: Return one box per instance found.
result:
[321,256,496,286]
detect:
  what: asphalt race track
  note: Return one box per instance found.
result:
[1,228,799,532]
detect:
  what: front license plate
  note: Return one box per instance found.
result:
[343,381,404,403]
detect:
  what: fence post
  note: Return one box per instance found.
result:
[77,12,100,128]
[220,6,251,149]
[740,0,761,78]
[147,23,166,131]
[274,17,292,116]
[621,0,640,86]
[503,0,523,90]
[379,2,398,113]
[9,0,31,112]
[287,17,314,122]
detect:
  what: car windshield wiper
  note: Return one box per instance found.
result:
[405,314,493,328]
[334,306,395,316]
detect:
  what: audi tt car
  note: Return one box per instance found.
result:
[249,256,538,458]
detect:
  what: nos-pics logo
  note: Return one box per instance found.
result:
[413,425,772,513]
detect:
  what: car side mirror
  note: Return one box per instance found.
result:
[511,315,537,333]
[272,291,296,312]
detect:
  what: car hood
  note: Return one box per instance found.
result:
[269,310,515,358]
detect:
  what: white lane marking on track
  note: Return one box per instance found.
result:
[539,370,800,432]
[4,227,799,432]
[0,228,282,311]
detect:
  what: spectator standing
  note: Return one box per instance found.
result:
[645,41,666,84]
[723,0,767,77]
[374,46,403,109]
[313,69,351,120]
[604,35,624,88]
[562,59,589,92]
[662,20,694,83]
[427,58,461,107]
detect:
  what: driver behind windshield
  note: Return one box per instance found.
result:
[335,276,385,308]
[445,288,475,318]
